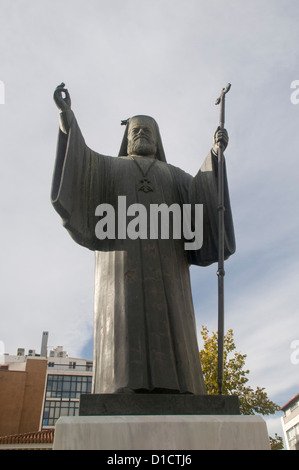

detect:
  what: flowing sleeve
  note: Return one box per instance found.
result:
[51,109,107,250]
[175,151,236,266]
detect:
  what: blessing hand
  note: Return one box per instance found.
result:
[53,83,71,112]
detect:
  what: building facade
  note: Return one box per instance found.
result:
[0,358,47,436]
[281,393,299,450]
[0,333,93,438]
[41,345,92,428]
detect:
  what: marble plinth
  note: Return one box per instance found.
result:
[53,415,270,450]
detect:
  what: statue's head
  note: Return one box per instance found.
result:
[118,115,167,162]
[127,116,157,158]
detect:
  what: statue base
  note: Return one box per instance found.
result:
[53,394,269,450]
[79,393,240,416]
[53,415,270,450]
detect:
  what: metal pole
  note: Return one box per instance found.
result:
[215,83,231,395]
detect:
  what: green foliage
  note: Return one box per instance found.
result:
[269,433,284,450]
[199,325,280,415]
[199,326,283,448]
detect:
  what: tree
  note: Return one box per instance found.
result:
[199,326,283,449]
[269,433,284,450]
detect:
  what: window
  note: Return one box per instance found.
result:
[291,402,298,412]
[42,400,79,427]
[287,423,299,449]
[42,374,92,427]
[45,374,92,399]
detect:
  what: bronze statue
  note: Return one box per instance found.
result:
[52,83,235,395]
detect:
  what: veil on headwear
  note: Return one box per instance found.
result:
[118,115,167,163]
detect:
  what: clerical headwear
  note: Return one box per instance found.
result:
[118,115,167,162]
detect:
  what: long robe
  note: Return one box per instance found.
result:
[51,110,235,395]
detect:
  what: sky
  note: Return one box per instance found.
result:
[0,0,298,443]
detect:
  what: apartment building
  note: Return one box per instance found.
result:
[281,393,299,450]
[0,332,93,441]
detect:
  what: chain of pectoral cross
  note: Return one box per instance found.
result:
[129,156,157,193]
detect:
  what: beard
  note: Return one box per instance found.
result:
[127,137,157,157]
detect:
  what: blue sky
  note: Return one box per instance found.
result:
[0,0,298,441]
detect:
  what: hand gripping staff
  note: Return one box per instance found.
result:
[215,83,231,395]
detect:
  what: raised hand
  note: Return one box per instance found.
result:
[53,83,71,112]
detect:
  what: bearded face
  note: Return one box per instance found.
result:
[127,119,157,157]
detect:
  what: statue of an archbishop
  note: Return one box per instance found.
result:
[51,83,235,396]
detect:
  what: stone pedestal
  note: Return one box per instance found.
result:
[53,415,270,450]
[79,393,241,416]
